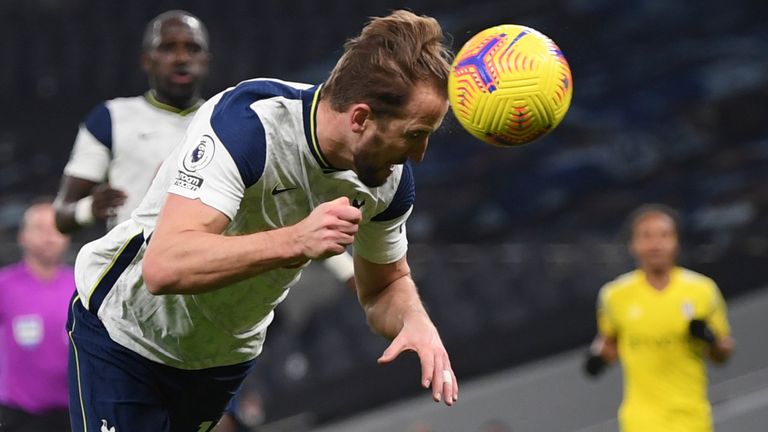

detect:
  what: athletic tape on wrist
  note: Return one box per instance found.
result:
[74,195,95,226]
[323,253,355,282]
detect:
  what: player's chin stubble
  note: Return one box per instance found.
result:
[353,153,390,188]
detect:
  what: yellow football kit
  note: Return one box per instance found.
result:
[597,267,730,432]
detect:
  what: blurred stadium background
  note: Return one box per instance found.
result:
[1,0,767,430]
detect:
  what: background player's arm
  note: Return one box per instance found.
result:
[709,291,735,363]
[354,253,458,406]
[689,318,734,363]
[709,334,734,363]
[691,282,734,364]
[53,176,127,233]
[585,287,619,377]
[143,195,359,295]
[55,102,127,233]
[586,334,618,372]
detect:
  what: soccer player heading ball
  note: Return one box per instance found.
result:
[67,10,458,432]
[585,204,734,432]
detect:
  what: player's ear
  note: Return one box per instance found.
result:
[627,240,638,261]
[350,104,371,134]
[16,230,25,249]
[140,52,152,73]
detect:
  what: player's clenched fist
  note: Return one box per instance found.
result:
[293,197,362,259]
[91,183,127,220]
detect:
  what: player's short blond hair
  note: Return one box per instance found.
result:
[322,9,452,119]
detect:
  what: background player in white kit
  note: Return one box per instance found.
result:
[67,10,457,431]
[54,10,210,232]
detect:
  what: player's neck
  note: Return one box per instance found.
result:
[315,100,354,170]
[150,90,202,112]
[23,256,59,281]
[641,266,673,291]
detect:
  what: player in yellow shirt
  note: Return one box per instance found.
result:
[584,204,734,432]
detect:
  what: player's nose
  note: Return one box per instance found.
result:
[172,45,192,63]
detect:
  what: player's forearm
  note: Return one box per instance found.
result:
[53,200,81,234]
[709,336,734,364]
[584,335,617,377]
[143,226,304,295]
[54,176,106,233]
[361,276,431,340]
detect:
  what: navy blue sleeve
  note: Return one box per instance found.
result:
[210,85,270,188]
[372,162,415,221]
[83,103,112,149]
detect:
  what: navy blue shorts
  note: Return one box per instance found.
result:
[66,294,254,432]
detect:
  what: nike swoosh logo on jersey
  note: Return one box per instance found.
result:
[138,132,157,139]
[271,185,297,195]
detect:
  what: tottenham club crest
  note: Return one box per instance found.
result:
[183,135,216,172]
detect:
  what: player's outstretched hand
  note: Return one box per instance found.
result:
[91,183,127,220]
[294,197,362,259]
[377,316,458,406]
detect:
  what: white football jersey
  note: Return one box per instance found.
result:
[63,93,202,229]
[74,79,413,369]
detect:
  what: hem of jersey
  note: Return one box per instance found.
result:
[354,245,408,265]
[85,230,144,309]
[62,127,112,181]
[100,313,272,370]
[62,167,106,184]
[166,189,239,221]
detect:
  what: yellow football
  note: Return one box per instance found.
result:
[449,24,573,146]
